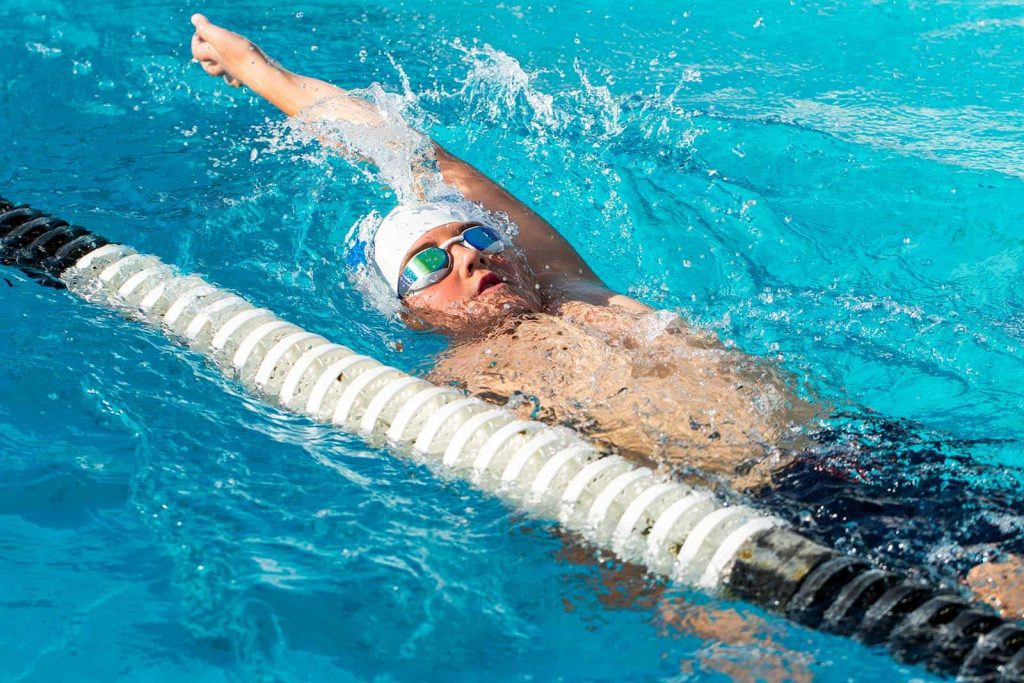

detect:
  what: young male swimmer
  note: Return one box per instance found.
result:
[190,14,817,486]
[189,14,1024,618]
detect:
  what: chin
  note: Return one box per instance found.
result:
[476,284,541,317]
[458,293,534,329]
[410,288,541,336]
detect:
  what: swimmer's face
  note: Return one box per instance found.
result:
[399,222,542,333]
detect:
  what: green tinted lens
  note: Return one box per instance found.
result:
[398,247,450,296]
[411,247,449,272]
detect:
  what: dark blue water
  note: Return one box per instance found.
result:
[4,0,1024,680]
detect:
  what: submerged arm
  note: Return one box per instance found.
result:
[190,14,648,311]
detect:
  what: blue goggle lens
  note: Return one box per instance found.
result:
[461,226,504,253]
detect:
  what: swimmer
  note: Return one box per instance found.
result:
[189,13,815,487]
[188,14,1024,619]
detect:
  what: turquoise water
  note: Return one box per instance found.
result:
[3,0,1024,680]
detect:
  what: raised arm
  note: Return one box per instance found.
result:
[190,14,649,311]
[430,146,648,310]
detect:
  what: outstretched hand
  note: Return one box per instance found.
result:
[190,13,263,87]
[186,13,359,120]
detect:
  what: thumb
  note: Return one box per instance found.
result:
[191,13,232,43]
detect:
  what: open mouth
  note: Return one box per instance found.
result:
[476,272,505,296]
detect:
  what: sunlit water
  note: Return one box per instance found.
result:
[4,1,1024,680]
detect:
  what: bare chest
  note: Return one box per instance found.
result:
[426,314,813,485]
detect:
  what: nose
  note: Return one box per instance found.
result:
[451,242,488,277]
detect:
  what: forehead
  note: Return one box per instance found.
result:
[399,221,475,270]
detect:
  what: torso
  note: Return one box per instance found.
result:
[426,301,821,490]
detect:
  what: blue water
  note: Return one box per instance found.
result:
[3,0,1024,680]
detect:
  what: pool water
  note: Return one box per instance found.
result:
[3,0,1024,680]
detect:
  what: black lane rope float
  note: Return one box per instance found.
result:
[2,196,1022,681]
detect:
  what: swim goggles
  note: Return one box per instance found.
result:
[397,225,505,298]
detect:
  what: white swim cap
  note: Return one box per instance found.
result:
[369,202,486,296]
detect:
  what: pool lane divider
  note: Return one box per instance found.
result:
[2,197,1022,681]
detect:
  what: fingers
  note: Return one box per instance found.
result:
[199,61,226,77]
[191,33,219,63]
[191,34,224,75]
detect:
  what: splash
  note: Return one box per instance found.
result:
[259,85,524,317]
[286,84,452,205]
[571,59,625,139]
[452,40,562,134]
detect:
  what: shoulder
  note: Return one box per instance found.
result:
[543,279,654,314]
